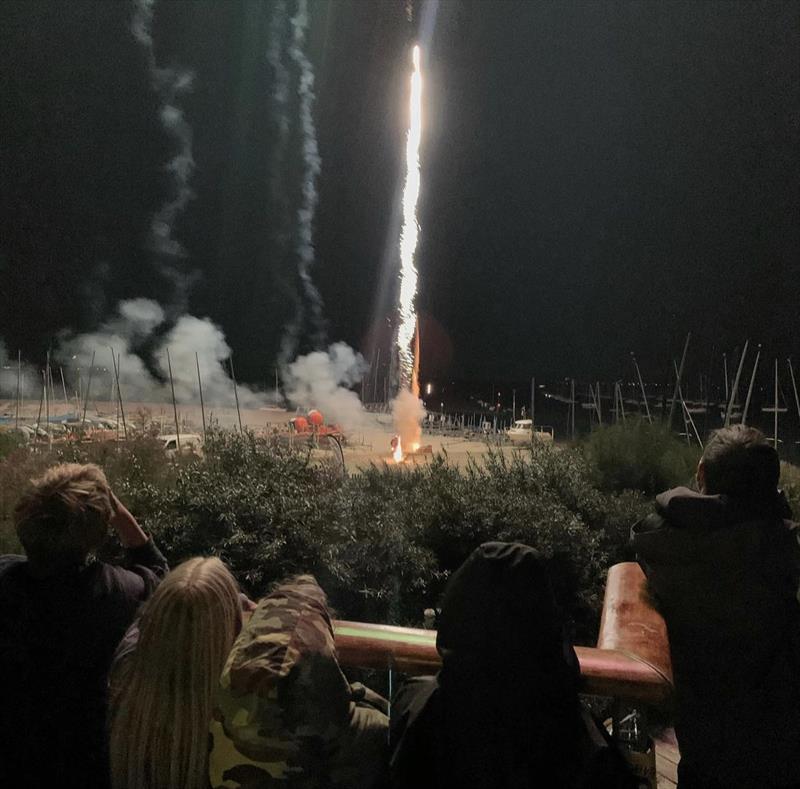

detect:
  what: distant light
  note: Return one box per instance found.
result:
[425,382,433,395]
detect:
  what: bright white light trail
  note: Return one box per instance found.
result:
[397,44,422,394]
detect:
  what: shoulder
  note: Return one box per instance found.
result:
[0,556,29,616]
[0,554,27,580]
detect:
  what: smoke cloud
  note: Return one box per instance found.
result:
[57,299,262,407]
[0,342,38,406]
[392,388,425,451]
[282,343,373,431]
[281,0,325,363]
[132,0,195,308]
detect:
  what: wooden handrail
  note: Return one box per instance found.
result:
[333,562,674,705]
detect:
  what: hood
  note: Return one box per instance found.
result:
[209,574,352,786]
[653,486,792,530]
[423,543,586,785]
[633,487,796,570]
[437,541,579,689]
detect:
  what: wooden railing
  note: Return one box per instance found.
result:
[334,562,674,705]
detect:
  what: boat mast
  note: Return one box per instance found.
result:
[668,333,691,429]
[741,344,761,426]
[724,340,749,427]
[631,353,652,423]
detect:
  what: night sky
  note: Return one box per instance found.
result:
[1,0,797,388]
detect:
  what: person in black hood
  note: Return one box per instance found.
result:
[632,425,800,789]
[389,541,634,789]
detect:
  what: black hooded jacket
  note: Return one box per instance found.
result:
[389,542,633,789]
[632,487,800,787]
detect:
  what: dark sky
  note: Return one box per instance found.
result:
[1,0,798,387]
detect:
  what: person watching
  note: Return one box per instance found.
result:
[389,541,634,788]
[209,574,390,789]
[0,462,168,789]
[632,425,800,789]
[109,557,250,789]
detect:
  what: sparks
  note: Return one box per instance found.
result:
[397,44,422,394]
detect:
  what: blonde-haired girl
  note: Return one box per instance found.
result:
[109,557,247,789]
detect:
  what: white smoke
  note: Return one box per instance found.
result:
[392,388,425,451]
[57,299,262,407]
[131,0,195,301]
[160,315,261,406]
[282,343,373,431]
[0,341,39,407]
[282,0,325,361]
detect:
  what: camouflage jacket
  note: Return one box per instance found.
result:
[209,574,388,789]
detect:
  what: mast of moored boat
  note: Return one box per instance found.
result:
[741,344,762,426]
[724,340,749,427]
[631,353,652,423]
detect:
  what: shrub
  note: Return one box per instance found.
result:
[582,418,700,495]
[0,432,650,643]
[781,461,800,516]
[0,430,25,460]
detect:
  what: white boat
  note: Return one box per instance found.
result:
[505,419,554,444]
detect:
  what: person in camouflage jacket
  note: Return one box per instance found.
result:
[209,574,389,789]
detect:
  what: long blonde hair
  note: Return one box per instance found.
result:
[109,557,242,789]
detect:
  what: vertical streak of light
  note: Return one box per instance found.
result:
[397,44,422,393]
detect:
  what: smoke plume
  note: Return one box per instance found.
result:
[282,343,373,431]
[392,388,425,452]
[132,0,195,309]
[0,342,38,407]
[281,0,325,363]
[58,299,262,407]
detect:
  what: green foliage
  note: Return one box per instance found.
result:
[0,430,25,461]
[0,432,648,643]
[582,418,700,495]
[781,462,800,516]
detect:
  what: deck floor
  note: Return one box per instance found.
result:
[655,730,679,788]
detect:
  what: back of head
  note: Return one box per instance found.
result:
[433,542,583,785]
[437,541,576,678]
[110,557,241,789]
[701,425,780,502]
[15,463,112,574]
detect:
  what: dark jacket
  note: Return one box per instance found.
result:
[0,541,168,789]
[389,541,634,789]
[632,487,800,788]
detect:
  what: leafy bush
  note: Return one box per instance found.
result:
[582,419,700,495]
[0,430,25,460]
[0,432,649,643]
[781,462,800,516]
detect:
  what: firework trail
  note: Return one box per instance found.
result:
[280,0,325,363]
[267,0,291,153]
[397,44,423,393]
[131,0,195,310]
[390,43,426,460]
